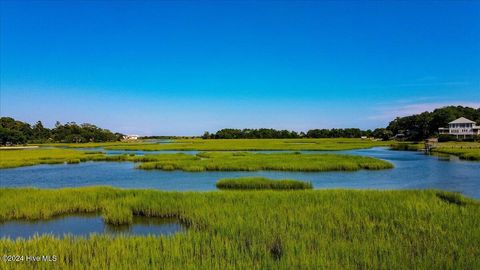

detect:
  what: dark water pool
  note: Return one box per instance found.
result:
[1,148,479,198]
[0,214,185,239]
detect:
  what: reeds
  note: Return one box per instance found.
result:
[0,148,393,172]
[0,148,106,168]
[137,152,394,172]
[391,142,480,161]
[0,149,197,169]
[216,177,312,190]
[0,187,479,269]
[432,142,480,161]
[102,202,134,225]
[103,138,390,151]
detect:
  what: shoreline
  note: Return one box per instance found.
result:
[0,146,39,150]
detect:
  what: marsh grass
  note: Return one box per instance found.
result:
[102,202,134,225]
[103,138,390,151]
[0,187,479,269]
[216,177,312,190]
[137,152,394,172]
[391,142,480,161]
[432,142,480,160]
[0,149,198,169]
[33,141,145,148]
[0,148,106,168]
[0,148,393,172]
[435,191,472,206]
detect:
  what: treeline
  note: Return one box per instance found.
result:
[307,128,374,139]
[0,117,123,145]
[203,106,480,141]
[203,129,301,139]
[202,128,391,140]
[386,106,480,141]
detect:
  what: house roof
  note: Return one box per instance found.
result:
[449,117,476,124]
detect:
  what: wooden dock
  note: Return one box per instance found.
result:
[423,138,438,153]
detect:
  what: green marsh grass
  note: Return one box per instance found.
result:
[0,148,198,169]
[216,177,312,190]
[0,148,105,169]
[1,148,393,172]
[32,141,146,148]
[103,138,390,151]
[431,142,480,161]
[391,142,480,161]
[0,187,479,269]
[137,152,394,172]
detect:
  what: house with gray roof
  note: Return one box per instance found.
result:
[438,117,480,138]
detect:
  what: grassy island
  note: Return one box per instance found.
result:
[216,177,312,190]
[0,187,478,269]
[0,148,393,172]
[137,152,394,172]
[0,148,105,169]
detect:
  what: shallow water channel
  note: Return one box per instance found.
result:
[0,214,185,239]
[1,147,479,198]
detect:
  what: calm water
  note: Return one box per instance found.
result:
[0,214,185,239]
[1,148,479,198]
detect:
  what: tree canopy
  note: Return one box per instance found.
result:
[0,117,123,145]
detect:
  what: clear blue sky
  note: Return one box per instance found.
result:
[1,1,479,135]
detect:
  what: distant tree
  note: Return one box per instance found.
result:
[362,129,373,137]
[114,132,126,141]
[209,128,301,139]
[0,126,27,145]
[0,117,32,137]
[372,128,393,141]
[31,121,50,142]
[207,127,374,139]
[0,117,122,144]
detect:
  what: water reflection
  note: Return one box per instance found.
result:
[0,214,185,239]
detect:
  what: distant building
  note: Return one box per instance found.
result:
[123,135,139,140]
[438,117,480,138]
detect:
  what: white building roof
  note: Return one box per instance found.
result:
[449,117,476,124]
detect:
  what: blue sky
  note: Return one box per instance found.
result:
[1,1,479,135]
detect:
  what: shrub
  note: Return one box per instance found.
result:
[438,134,457,142]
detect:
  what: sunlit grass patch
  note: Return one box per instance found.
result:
[137,152,394,172]
[0,149,200,169]
[103,138,390,151]
[0,148,105,168]
[432,142,480,161]
[216,177,312,190]
[0,187,478,269]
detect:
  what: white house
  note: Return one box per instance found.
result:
[123,134,139,140]
[438,117,480,138]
